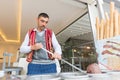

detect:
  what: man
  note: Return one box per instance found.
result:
[20,13,62,75]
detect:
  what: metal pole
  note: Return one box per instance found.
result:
[96,0,105,19]
[87,3,99,47]
[61,59,85,73]
[41,48,85,73]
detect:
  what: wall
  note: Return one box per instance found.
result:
[0,43,20,63]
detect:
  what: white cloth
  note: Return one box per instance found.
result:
[18,58,29,75]
[55,59,61,74]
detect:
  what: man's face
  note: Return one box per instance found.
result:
[37,16,49,29]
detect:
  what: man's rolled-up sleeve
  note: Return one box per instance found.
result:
[52,32,62,55]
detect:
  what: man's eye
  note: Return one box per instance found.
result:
[41,20,44,22]
[46,21,48,24]
[40,20,48,23]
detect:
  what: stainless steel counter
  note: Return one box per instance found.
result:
[1,71,120,80]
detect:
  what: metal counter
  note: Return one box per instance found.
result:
[1,71,120,80]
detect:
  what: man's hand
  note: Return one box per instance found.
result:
[52,52,61,60]
[87,63,101,74]
[31,43,43,50]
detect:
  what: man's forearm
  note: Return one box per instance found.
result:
[30,43,43,51]
[20,46,31,53]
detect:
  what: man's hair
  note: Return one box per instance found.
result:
[38,13,49,18]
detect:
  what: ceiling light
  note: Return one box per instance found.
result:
[86,46,90,49]
[73,49,77,52]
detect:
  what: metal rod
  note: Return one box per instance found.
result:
[61,59,85,73]
[41,48,85,73]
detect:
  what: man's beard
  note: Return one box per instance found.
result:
[39,26,45,31]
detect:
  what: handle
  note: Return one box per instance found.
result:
[41,48,86,73]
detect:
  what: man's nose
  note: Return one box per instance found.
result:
[43,22,46,26]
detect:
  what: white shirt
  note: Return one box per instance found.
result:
[20,28,62,55]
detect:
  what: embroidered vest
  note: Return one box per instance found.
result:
[26,28,53,62]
